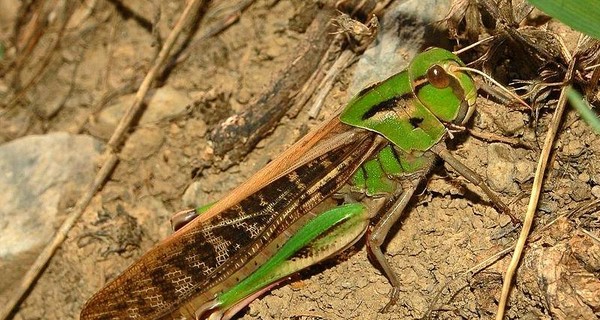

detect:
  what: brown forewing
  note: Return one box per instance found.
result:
[80,116,382,320]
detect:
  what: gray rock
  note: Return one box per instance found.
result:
[0,133,103,277]
[349,0,451,94]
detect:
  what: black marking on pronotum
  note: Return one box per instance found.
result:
[409,117,424,128]
[362,96,399,120]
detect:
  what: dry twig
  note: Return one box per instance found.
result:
[495,41,578,320]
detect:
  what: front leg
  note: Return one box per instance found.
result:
[170,202,216,232]
[430,143,519,224]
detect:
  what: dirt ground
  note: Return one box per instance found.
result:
[1,1,599,320]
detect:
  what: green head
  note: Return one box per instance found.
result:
[340,48,477,152]
[408,47,476,125]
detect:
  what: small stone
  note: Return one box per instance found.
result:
[486,143,517,193]
[496,111,525,134]
[169,123,181,135]
[247,303,260,317]
[514,159,535,183]
[592,185,600,199]
[184,118,207,138]
[356,277,369,288]
[578,172,590,183]
[121,127,164,160]
[562,139,585,157]
[201,146,214,161]
[570,181,591,202]
[498,213,512,227]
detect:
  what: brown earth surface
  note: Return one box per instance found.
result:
[1,1,599,319]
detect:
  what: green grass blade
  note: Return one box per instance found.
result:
[528,0,600,39]
[567,86,600,133]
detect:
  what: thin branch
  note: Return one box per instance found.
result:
[495,49,577,320]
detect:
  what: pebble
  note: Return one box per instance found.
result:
[592,185,600,199]
[562,139,585,157]
[486,143,516,193]
[578,173,590,183]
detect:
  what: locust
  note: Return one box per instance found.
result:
[80,48,512,320]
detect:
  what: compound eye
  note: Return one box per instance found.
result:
[427,65,450,89]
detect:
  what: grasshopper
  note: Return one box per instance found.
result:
[80,48,511,320]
